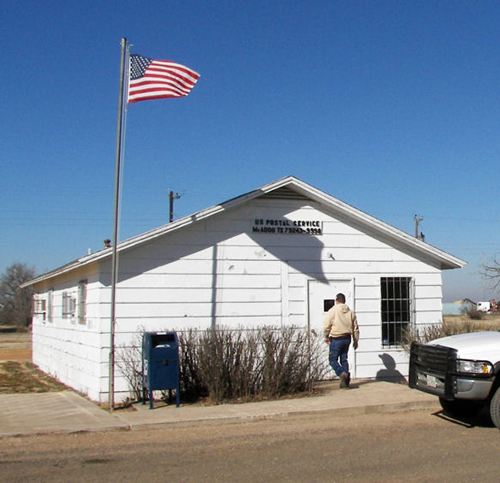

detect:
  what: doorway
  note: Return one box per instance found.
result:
[308,279,356,378]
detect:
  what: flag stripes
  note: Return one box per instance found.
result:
[128,55,200,103]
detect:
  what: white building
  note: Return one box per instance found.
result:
[477,301,491,313]
[24,176,465,402]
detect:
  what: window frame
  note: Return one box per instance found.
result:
[62,291,76,321]
[380,276,413,347]
[33,296,47,321]
[47,289,54,323]
[77,280,87,325]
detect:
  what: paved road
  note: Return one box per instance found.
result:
[1,409,498,482]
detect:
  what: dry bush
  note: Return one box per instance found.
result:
[179,327,325,403]
[115,331,144,402]
[462,306,483,320]
[402,317,499,353]
[178,326,327,403]
[178,329,207,401]
[401,323,443,352]
[191,328,262,402]
[117,326,327,404]
[259,327,325,397]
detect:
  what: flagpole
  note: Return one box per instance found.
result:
[109,37,129,411]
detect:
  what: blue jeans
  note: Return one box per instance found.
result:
[329,336,351,377]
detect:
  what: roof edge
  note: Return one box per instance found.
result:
[22,175,465,287]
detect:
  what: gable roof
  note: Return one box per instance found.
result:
[23,176,465,287]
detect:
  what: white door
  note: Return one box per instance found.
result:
[308,279,356,377]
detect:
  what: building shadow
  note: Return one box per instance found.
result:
[375,353,407,384]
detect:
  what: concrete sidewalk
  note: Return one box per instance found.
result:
[0,391,127,437]
[0,381,440,438]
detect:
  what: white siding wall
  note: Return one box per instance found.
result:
[32,197,446,402]
[92,198,443,401]
[31,264,103,401]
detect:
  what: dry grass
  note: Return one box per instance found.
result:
[0,361,67,394]
[0,330,67,393]
[443,314,500,331]
[403,314,500,351]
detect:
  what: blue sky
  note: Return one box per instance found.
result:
[2,1,500,302]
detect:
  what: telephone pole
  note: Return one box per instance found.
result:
[169,191,181,222]
[414,214,424,240]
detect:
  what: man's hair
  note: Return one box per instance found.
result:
[336,293,346,303]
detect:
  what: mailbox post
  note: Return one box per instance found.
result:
[142,331,180,409]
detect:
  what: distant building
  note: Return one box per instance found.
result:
[477,301,491,313]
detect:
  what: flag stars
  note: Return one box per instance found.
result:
[130,54,152,80]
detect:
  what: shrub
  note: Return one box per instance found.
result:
[463,307,483,320]
[401,324,444,352]
[258,326,324,397]
[402,318,498,353]
[118,326,327,404]
[116,332,143,402]
[179,326,327,403]
[178,329,208,401]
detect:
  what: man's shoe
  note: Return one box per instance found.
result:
[339,372,348,389]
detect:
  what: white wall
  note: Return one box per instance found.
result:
[93,198,443,401]
[31,264,104,401]
[32,196,445,402]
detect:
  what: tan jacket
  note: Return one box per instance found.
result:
[323,303,359,343]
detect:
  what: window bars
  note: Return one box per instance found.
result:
[381,277,412,346]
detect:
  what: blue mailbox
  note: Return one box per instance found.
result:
[142,331,180,409]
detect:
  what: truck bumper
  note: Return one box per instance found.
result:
[455,378,493,400]
[409,342,495,401]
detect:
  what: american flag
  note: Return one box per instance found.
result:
[128,54,200,103]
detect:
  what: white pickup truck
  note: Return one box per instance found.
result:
[409,331,500,428]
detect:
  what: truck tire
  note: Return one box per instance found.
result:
[439,397,482,418]
[490,386,500,429]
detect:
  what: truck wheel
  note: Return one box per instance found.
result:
[490,386,500,429]
[439,397,482,417]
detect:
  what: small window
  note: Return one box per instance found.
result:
[323,299,335,312]
[62,292,76,320]
[34,297,47,320]
[381,277,412,346]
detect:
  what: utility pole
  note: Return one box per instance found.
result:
[169,191,181,222]
[414,214,424,240]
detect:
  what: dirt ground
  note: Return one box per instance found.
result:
[0,331,31,361]
[0,331,67,394]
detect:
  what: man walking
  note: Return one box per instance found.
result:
[323,293,359,388]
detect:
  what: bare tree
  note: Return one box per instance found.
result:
[481,257,500,293]
[0,263,36,327]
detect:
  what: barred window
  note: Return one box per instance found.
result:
[381,277,412,346]
[34,297,47,320]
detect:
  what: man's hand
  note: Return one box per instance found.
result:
[325,338,330,345]
[353,340,358,350]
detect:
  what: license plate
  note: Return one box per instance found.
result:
[426,375,438,388]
